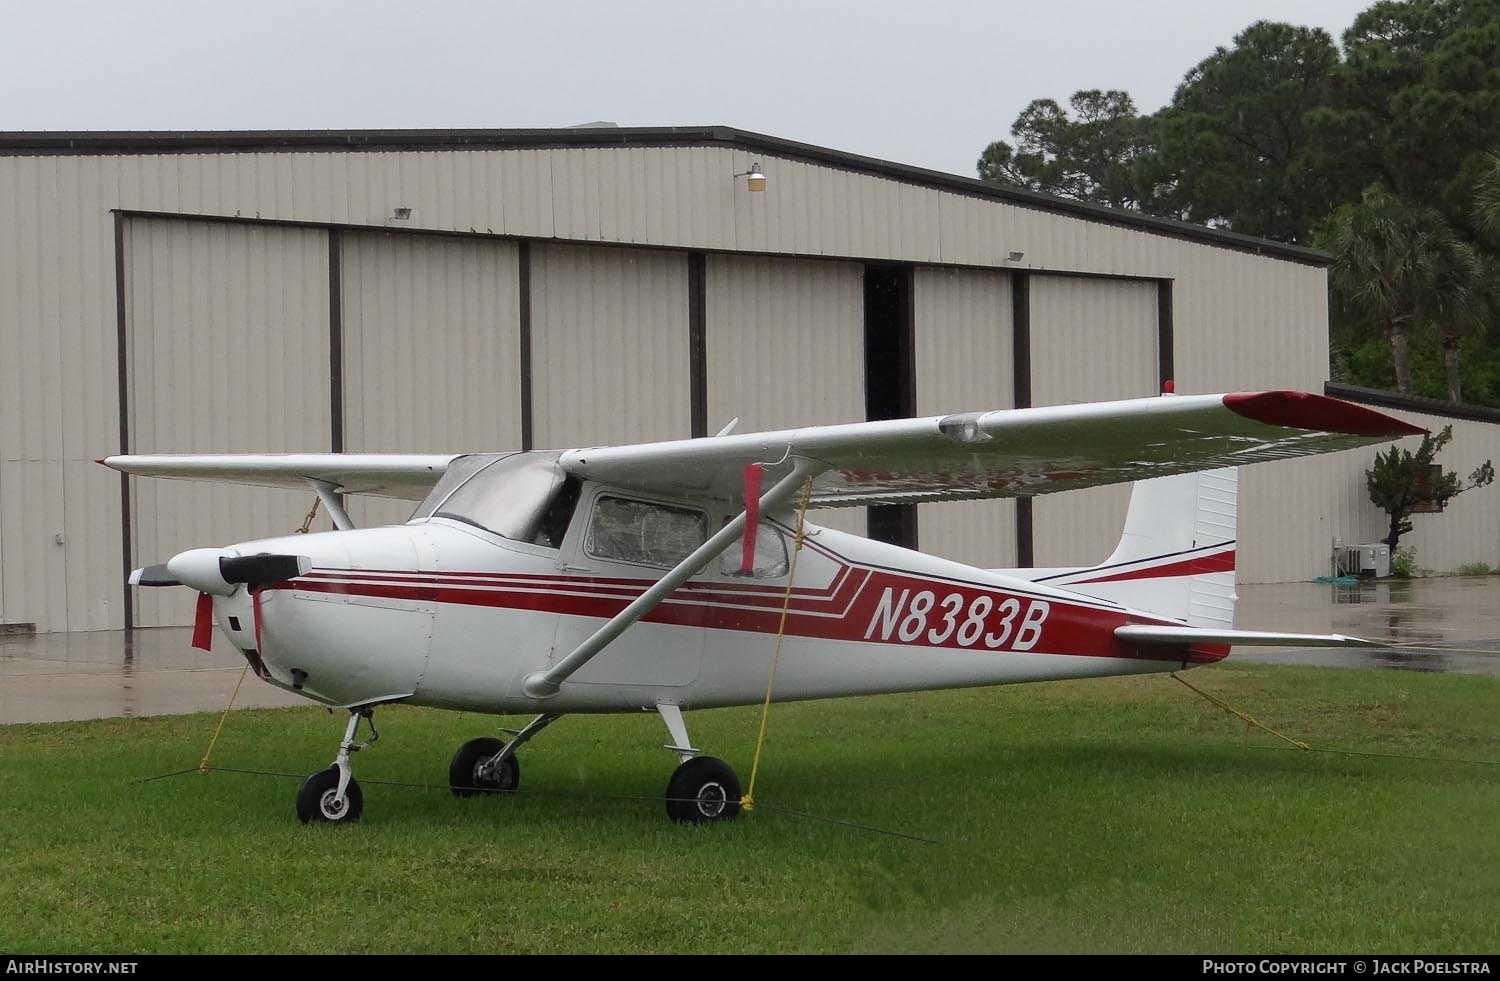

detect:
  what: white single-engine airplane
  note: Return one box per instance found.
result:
[105,390,1420,825]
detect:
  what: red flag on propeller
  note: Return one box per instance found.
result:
[191,592,214,651]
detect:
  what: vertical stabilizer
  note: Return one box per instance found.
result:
[1003,469,1238,627]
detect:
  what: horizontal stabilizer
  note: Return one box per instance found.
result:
[1115,625,1380,648]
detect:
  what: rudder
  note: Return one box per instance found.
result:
[1012,469,1237,627]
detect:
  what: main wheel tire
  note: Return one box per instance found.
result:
[665,756,742,824]
[449,737,521,798]
[295,767,364,824]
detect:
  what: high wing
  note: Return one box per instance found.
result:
[560,391,1424,506]
[99,453,458,500]
[100,392,1421,507]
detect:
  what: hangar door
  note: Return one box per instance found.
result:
[913,267,1017,568]
[531,244,692,449]
[339,231,524,527]
[124,218,332,627]
[1029,277,1159,567]
[706,254,866,537]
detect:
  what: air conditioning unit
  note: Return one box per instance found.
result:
[1343,543,1391,578]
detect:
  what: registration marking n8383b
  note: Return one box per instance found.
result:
[863,587,1050,651]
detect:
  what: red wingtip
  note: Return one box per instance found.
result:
[95,458,108,466]
[1224,391,1426,437]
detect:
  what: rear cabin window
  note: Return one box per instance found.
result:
[586,497,708,568]
[718,522,790,579]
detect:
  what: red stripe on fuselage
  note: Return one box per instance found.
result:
[280,563,1218,664]
[1068,549,1236,584]
[300,562,857,607]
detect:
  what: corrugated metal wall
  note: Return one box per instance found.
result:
[531,244,691,449]
[0,156,120,631]
[0,144,1374,630]
[1167,252,1333,583]
[704,254,867,536]
[340,231,523,527]
[912,266,1017,567]
[1029,277,1160,567]
[10,147,1253,286]
[125,217,333,627]
[1308,406,1500,575]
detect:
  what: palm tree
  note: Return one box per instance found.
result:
[1322,186,1473,397]
[1433,243,1484,402]
[1477,152,1500,241]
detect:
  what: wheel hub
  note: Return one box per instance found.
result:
[696,781,727,818]
[319,789,347,820]
[473,756,517,791]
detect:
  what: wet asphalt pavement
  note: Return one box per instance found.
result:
[1229,575,1500,674]
[0,627,304,724]
[2,576,1497,724]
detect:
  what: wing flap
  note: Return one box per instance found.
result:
[100,453,459,500]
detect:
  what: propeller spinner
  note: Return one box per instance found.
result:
[128,548,312,594]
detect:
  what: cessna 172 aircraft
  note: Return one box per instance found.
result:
[105,390,1421,825]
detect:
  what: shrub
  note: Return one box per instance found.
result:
[1391,546,1425,579]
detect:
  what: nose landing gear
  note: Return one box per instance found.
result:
[296,707,378,825]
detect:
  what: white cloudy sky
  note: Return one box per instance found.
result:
[3,0,1373,177]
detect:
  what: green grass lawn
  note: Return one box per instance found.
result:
[3,662,1499,954]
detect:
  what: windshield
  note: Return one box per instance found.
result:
[410,451,568,543]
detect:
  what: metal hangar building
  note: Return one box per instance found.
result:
[2,126,1494,633]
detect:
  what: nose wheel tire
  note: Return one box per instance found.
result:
[665,756,741,824]
[296,767,364,824]
[449,737,521,798]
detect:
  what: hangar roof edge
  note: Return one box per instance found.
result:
[0,125,1330,267]
[1324,383,1500,426]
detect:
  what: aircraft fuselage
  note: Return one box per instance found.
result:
[212,494,1216,714]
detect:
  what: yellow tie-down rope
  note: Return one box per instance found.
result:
[1171,672,1310,751]
[200,662,251,774]
[741,477,814,812]
[202,501,319,773]
[295,496,321,534]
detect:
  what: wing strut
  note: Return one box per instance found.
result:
[521,458,823,699]
[305,478,355,531]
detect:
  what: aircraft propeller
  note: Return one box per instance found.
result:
[127,549,311,594]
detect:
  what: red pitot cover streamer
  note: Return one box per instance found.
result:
[191,592,214,651]
[741,463,763,574]
[252,589,265,653]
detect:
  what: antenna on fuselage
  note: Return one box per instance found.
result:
[715,417,740,437]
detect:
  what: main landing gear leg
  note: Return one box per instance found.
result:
[296,707,378,825]
[449,713,559,798]
[658,703,741,825]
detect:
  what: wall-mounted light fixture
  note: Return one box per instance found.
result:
[734,162,767,192]
[391,206,413,220]
[1006,250,1025,262]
